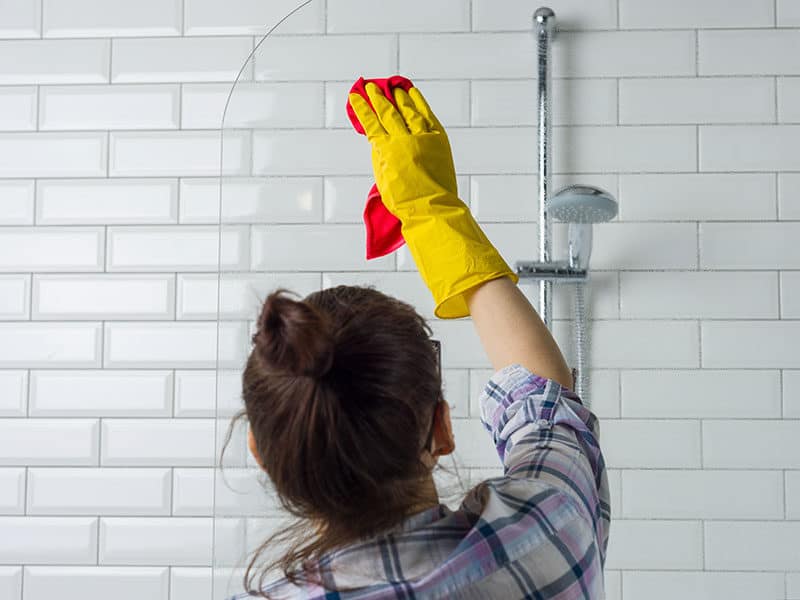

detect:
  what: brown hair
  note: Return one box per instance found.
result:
[222,284,461,596]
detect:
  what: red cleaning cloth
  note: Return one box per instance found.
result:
[346,75,415,260]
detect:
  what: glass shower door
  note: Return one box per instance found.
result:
[213,1,543,596]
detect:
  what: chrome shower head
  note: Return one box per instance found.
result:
[550,184,618,224]
[549,185,618,270]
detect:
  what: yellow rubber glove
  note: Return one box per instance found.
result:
[349,81,519,319]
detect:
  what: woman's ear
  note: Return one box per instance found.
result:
[247,428,265,470]
[432,399,455,457]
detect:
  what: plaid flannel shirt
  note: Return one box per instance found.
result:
[231,362,610,599]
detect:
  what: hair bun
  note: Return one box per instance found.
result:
[253,288,335,379]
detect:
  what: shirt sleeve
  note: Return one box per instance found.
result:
[477,362,611,565]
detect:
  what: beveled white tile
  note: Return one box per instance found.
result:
[0,0,40,37]
[620,77,775,125]
[33,274,174,320]
[622,571,784,600]
[252,129,370,176]
[705,521,800,570]
[112,37,253,83]
[43,0,181,37]
[0,566,21,600]
[0,133,107,177]
[0,469,24,515]
[622,470,782,519]
[472,0,616,31]
[779,173,800,219]
[184,0,324,35]
[99,517,214,566]
[170,567,212,600]
[0,275,30,319]
[0,40,109,85]
[620,272,778,319]
[23,566,169,600]
[600,420,701,468]
[0,419,99,466]
[182,82,323,129]
[173,370,243,418]
[101,419,215,467]
[177,272,319,320]
[605,520,703,570]
[30,370,172,417]
[328,0,469,32]
[701,125,800,171]
[702,321,800,369]
[254,35,395,82]
[0,372,27,417]
[110,131,249,177]
[37,179,178,225]
[40,85,179,130]
[619,174,776,221]
[401,31,695,78]
[107,226,247,272]
[620,0,773,28]
[703,420,800,468]
[28,468,171,516]
[0,517,98,564]
[251,224,393,271]
[104,321,248,369]
[0,323,101,368]
[472,79,616,126]
[0,227,104,272]
[0,180,34,224]
[702,223,800,269]
[700,30,800,75]
[622,370,781,418]
[0,86,36,130]
[181,177,323,224]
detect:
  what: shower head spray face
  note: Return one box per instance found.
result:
[549,184,618,224]
[549,185,618,270]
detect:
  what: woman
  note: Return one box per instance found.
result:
[228,82,610,599]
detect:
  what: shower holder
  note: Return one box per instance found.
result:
[515,260,587,283]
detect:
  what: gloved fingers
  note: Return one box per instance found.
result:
[408,87,444,133]
[365,82,409,135]
[349,92,386,139]
[393,87,429,135]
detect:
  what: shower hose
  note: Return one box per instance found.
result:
[573,279,591,410]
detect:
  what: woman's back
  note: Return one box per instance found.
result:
[232,363,609,600]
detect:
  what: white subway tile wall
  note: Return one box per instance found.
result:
[0,0,794,598]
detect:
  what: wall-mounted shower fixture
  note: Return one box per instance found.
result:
[514,8,619,408]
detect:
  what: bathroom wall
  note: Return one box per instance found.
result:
[1,0,798,598]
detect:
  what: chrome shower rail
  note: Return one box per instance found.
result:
[533,6,556,328]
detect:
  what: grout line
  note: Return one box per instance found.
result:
[695,125,700,173]
[108,38,113,83]
[775,76,779,123]
[469,0,474,32]
[695,221,700,270]
[694,29,699,76]
[780,368,786,418]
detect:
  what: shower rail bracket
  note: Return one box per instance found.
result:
[515,260,587,283]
